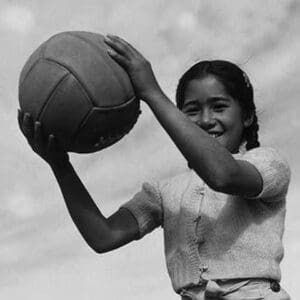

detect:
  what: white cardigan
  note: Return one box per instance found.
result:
[121,147,291,293]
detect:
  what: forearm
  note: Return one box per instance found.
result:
[145,91,239,189]
[50,162,112,252]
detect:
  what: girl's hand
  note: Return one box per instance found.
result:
[18,109,69,168]
[104,34,163,102]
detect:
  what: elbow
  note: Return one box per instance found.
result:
[93,247,109,254]
[86,238,115,254]
[85,241,105,254]
[90,243,113,254]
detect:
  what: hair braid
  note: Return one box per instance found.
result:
[244,114,260,150]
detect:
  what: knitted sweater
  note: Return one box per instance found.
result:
[120,147,291,293]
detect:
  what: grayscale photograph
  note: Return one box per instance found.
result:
[1,0,299,299]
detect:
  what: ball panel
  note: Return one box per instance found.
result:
[72,97,140,153]
[43,32,135,107]
[67,31,134,98]
[19,59,70,121]
[40,73,93,151]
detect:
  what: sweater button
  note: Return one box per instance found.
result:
[270,281,280,292]
[196,238,205,245]
[199,266,208,272]
[193,216,201,223]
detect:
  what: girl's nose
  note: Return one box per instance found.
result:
[196,109,215,130]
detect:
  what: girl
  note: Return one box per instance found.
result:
[18,35,291,299]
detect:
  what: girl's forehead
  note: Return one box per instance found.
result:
[184,76,231,99]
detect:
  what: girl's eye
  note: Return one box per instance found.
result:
[184,110,198,116]
[213,105,227,112]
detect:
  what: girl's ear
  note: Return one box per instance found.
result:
[243,113,254,128]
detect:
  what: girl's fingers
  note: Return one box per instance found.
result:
[17,109,25,134]
[23,113,34,140]
[107,48,129,68]
[108,35,136,51]
[48,134,65,153]
[34,122,44,148]
[112,36,142,57]
[105,35,135,58]
[48,134,56,152]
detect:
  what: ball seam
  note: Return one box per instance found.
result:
[64,31,131,96]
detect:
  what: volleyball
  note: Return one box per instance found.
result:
[18,31,140,153]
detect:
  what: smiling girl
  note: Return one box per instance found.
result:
[18,35,291,299]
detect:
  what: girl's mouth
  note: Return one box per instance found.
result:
[207,132,222,138]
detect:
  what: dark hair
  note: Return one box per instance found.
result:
[176,60,260,150]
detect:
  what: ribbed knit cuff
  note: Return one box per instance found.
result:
[120,182,163,238]
[241,147,290,199]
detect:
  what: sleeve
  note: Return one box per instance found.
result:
[120,182,163,239]
[241,147,291,200]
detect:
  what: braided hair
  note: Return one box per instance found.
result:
[176,60,260,151]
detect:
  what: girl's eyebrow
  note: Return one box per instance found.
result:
[183,97,231,107]
[182,100,199,107]
[208,96,231,103]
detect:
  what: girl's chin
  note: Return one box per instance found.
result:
[214,135,224,146]
[215,137,237,153]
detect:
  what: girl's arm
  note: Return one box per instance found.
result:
[18,110,139,253]
[51,162,139,253]
[142,92,262,197]
[105,35,262,197]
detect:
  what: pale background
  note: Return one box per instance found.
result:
[0,0,299,299]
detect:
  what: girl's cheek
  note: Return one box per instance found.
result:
[218,111,235,122]
[185,114,199,123]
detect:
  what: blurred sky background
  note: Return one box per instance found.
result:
[0,0,299,299]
